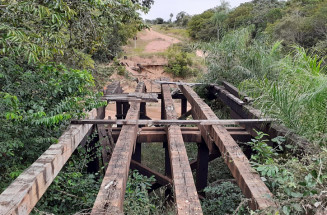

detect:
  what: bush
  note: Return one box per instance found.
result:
[201,182,246,215]
[164,45,196,78]
[124,170,156,214]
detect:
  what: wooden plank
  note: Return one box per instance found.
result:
[111,127,202,143]
[222,81,253,103]
[179,84,276,210]
[156,81,202,86]
[91,82,145,214]
[130,160,172,186]
[71,118,273,125]
[161,82,203,215]
[102,93,158,102]
[208,85,310,149]
[0,109,98,215]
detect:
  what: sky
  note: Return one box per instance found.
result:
[141,0,252,21]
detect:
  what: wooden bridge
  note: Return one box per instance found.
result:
[0,79,308,214]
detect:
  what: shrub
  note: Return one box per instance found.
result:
[201,182,245,215]
[164,45,196,78]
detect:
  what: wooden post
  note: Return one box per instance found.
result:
[122,102,130,119]
[181,98,187,116]
[116,102,123,127]
[196,140,209,191]
[132,143,142,163]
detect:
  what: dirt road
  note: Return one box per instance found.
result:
[107,28,191,119]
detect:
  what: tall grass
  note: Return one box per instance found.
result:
[200,27,327,144]
[198,27,282,85]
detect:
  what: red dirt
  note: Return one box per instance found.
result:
[106,28,191,120]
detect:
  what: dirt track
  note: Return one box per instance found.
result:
[107,28,191,120]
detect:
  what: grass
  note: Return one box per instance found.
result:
[152,24,189,41]
[198,26,327,214]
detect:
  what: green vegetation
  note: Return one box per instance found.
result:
[189,0,327,214]
[164,45,196,78]
[0,0,152,213]
[2,0,327,214]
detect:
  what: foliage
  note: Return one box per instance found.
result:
[33,139,102,214]
[164,45,196,78]
[0,60,104,192]
[124,170,156,215]
[0,0,148,213]
[187,9,216,41]
[267,0,327,48]
[175,11,191,27]
[0,0,145,66]
[247,132,327,214]
[201,182,246,215]
[198,20,327,215]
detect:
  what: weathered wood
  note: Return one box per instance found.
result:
[89,83,122,173]
[161,82,203,215]
[181,98,187,115]
[222,81,253,103]
[98,123,112,172]
[91,82,145,214]
[196,141,209,191]
[157,93,187,100]
[111,127,202,143]
[208,85,310,149]
[178,109,192,120]
[102,93,158,102]
[190,153,220,170]
[0,109,98,215]
[156,81,202,86]
[131,143,142,163]
[180,84,276,210]
[130,160,172,186]
[71,118,273,126]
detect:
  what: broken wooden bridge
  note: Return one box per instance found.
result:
[1,79,307,214]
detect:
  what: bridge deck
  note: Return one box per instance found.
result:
[0,80,285,214]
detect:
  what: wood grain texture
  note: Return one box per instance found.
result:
[161,83,203,215]
[91,82,145,215]
[179,84,276,210]
[0,109,97,215]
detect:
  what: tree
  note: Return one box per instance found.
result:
[187,9,216,41]
[156,17,164,24]
[212,0,230,40]
[0,0,147,201]
[175,11,191,27]
[170,13,174,23]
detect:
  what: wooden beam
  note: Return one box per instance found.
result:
[102,93,158,102]
[196,141,209,191]
[161,82,203,215]
[178,109,192,120]
[111,127,202,143]
[190,152,220,170]
[71,118,273,125]
[208,85,310,149]
[130,160,172,186]
[111,127,250,143]
[0,109,98,215]
[179,84,276,210]
[91,82,145,214]
[222,81,253,103]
